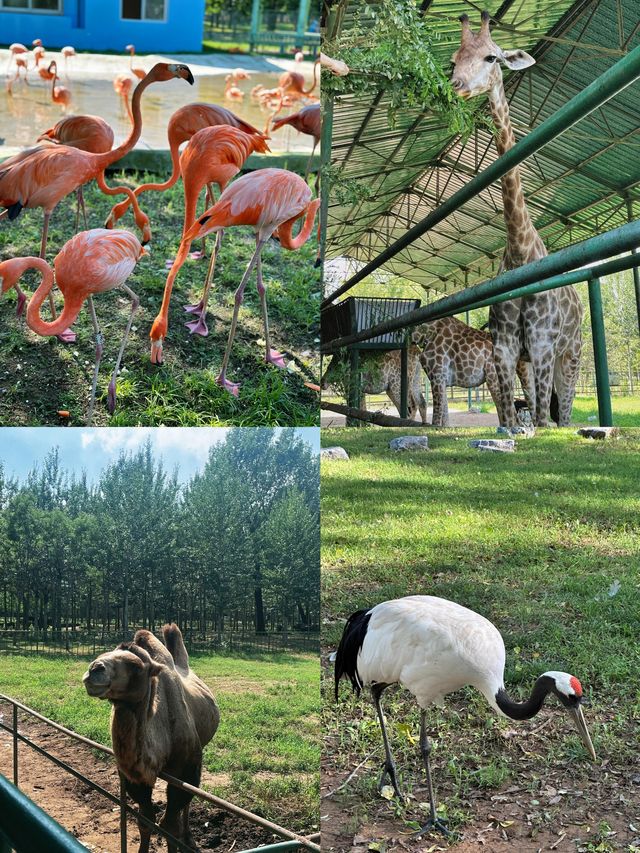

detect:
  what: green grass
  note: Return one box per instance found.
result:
[321,427,640,844]
[0,173,320,426]
[0,650,319,832]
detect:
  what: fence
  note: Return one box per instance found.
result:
[0,629,319,657]
[0,695,321,853]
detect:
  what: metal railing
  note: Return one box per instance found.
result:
[0,695,321,853]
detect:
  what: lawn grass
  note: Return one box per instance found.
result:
[0,650,320,832]
[321,427,640,848]
[0,173,320,426]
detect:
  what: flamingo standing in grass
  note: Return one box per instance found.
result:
[126,45,146,80]
[0,62,194,340]
[105,103,265,233]
[0,229,146,424]
[147,125,270,360]
[38,114,115,228]
[176,168,320,394]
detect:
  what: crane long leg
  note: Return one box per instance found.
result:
[184,228,223,337]
[216,237,266,396]
[371,683,403,799]
[257,248,286,368]
[86,296,104,427]
[107,283,140,416]
[414,710,449,838]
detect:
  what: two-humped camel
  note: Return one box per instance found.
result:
[83,623,219,853]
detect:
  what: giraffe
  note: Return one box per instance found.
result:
[450,11,583,428]
[321,346,428,422]
[412,317,534,427]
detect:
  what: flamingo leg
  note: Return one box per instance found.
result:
[257,249,285,368]
[107,283,139,415]
[184,229,223,337]
[216,237,265,396]
[304,138,318,184]
[86,296,104,427]
[75,185,88,231]
[40,211,76,343]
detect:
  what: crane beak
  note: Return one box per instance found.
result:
[568,704,596,761]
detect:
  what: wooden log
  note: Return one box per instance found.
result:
[321,401,424,427]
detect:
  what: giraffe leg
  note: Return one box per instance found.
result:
[429,372,448,427]
[491,338,520,428]
[528,342,556,427]
[515,359,536,415]
[553,347,581,427]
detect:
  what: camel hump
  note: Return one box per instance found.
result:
[163,623,190,673]
[133,628,174,668]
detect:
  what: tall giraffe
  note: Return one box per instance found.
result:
[450,12,583,428]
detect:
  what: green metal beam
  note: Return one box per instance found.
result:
[322,41,640,309]
[588,277,613,427]
[0,774,87,853]
[322,221,640,352]
[295,0,312,45]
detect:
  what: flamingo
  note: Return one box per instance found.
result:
[38,114,115,228]
[270,103,321,184]
[229,67,250,84]
[147,125,270,357]
[38,60,56,82]
[277,63,319,100]
[0,229,146,424]
[0,62,194,341]
[224,75,244,101]
[176,168,320,394]
[113,74,134,123]
[7,43,27,72]
[125,44,146,80]
[61,46,76,76]
[104,103,265,231]
[294,51,304,63]
[50,62,71,110]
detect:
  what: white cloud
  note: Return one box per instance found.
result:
[79,427,229,457]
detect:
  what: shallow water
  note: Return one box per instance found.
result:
[0,71,314,152]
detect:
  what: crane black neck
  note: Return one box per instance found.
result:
[495,674,556,720]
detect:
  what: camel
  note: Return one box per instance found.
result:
[83,623,219,853]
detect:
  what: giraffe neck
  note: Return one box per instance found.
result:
[488,81,545,266]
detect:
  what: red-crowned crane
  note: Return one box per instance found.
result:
[334,595,596,837]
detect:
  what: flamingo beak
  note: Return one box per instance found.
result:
[568,703,596,761]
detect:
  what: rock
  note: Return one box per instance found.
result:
[320,446,350,460]
[389,435,429,452]
[577,427,619,440]
[468,406,482,414]
[469,439,515,453]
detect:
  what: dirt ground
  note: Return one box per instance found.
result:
[320,406,497,428]
[321,705,640,853]
[0,718,285,852]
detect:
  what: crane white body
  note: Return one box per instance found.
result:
[357,596,505,713]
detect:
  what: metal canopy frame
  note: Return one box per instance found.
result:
[325,0,640,298]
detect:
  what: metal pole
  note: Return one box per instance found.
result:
[466,309,472,410]
[249,0,261,50]
[400,344,408,418]
[119,774,127,853]
[588,277,613,427]
[321,227,640,352]
[626,199,640,334]
[12,703,18,786]
[322,43,640,308]
[295,0,311,46]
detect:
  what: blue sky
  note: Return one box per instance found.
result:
[0,427,320,484]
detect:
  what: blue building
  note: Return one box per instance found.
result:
[0,0,205,53]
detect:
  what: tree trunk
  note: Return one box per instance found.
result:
[254,586,266,634]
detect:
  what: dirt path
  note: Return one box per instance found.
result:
[0,718,282,852]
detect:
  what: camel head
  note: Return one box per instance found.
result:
[83,642,163,702]
[450,11,535,100]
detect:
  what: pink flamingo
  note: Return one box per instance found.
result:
[0,229,147,423]
[125,44,146,80]
[113,74,134,123]
[147,125,270,360]
[180,168,320,394]
[50,62,71,110]
[61,46,76,76]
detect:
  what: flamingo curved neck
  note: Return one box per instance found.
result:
[278,199,320,250]
[25,262,84,336]
[96,69,155,169]
[495,675,553,720]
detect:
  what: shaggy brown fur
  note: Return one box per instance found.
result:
[83,623,219,853]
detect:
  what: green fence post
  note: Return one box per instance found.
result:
[295,0,311,46]
[12,704,18,786]
[249,0,261,51]
[466,309,473,410]
[588,277,613,427]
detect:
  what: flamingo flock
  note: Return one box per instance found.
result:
[0,43,323,422]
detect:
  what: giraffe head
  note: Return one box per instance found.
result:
[450,11,535,100]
